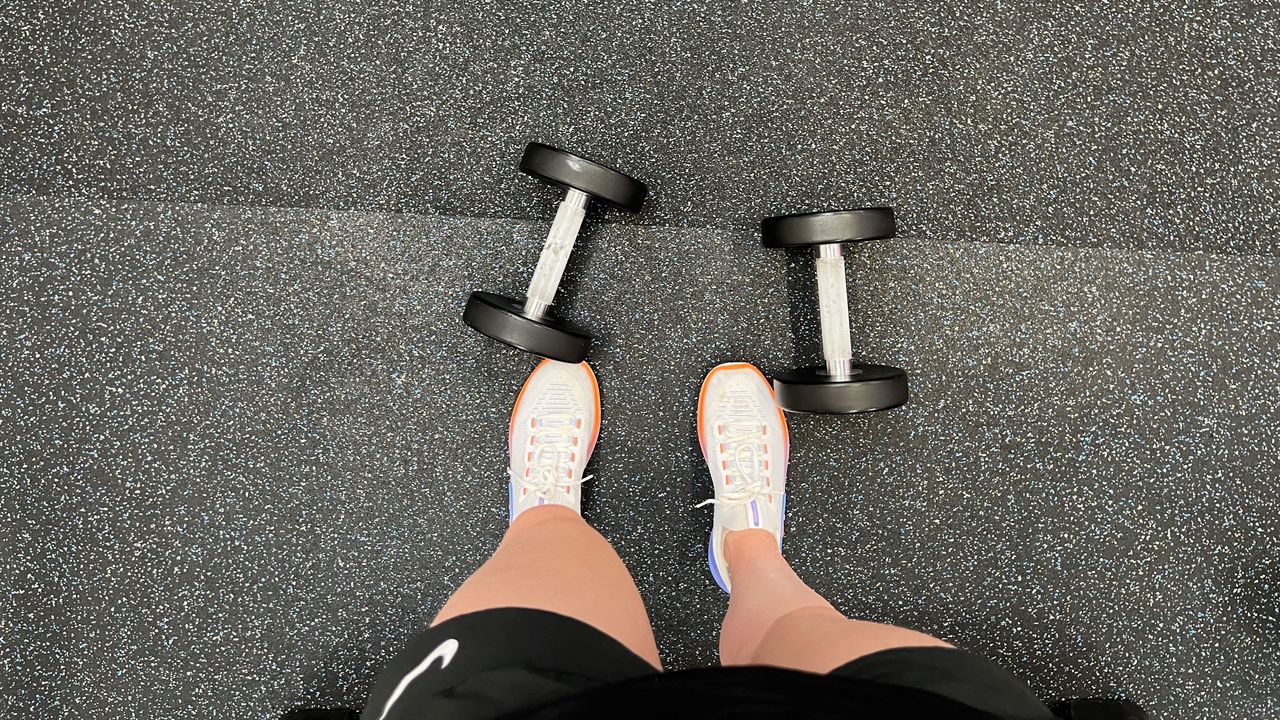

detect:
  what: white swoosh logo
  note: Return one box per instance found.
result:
[372,638,459,720]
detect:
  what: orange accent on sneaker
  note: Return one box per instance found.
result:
[580,361,602,458]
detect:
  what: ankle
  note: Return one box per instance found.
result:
[723,528,782,567]
[510,503,581,528]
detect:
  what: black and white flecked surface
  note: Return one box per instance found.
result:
[3,0,1278,254]
[2,195,1277,719]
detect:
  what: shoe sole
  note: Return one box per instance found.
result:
[696,362,790,592]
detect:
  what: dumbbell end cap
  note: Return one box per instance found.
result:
[520,142,648,213]
[463,291,592,363]
[772,364,908,414]
[762,208,897,248]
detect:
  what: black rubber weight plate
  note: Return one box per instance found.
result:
[463,291,592,362]
[520,142,648,212]
[772,364,909,414]
[761,208,897,248]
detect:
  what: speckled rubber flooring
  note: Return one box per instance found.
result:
[2,195,1277,720]
[4,0,1280,718]
[3,0,1278,254]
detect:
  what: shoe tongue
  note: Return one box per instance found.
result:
[534,445,566,470]
[727,438,762,485]
[720,501,760,531]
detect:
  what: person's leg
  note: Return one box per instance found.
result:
[363,361,659,720]
[696,365,1049,718]
[718,528,948,670]
[434,504,661,668]
[718,532,1053,720]
[695,362,947,672]
[433,359,659,668]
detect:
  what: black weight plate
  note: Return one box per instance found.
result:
[463,291,592,363]
[520,142,648,212]
[761,208,896,248]
[772,364,908,414]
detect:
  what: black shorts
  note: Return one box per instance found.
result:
[364,608,1056,720]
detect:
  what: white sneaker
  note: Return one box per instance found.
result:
[697,362,790,592]
[508,359,601,523]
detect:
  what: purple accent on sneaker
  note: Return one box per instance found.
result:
[508,482,516,524]
[779,492,787,551]
[708,535,729,593]
[750,500,760,526]
[537,497,546,506]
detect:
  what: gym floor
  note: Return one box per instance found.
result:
[2,2,1278,719]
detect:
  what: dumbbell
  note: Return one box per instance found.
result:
[762,208,909,414]
[463,142,647,362]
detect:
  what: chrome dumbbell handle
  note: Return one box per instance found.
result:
[522,188,591,318]
[814,243,855,377]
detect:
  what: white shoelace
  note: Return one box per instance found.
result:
[510,412,593,501]
[696,417,780,509]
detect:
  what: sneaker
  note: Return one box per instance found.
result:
[507,359,601,523]
[696,362,790,592]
